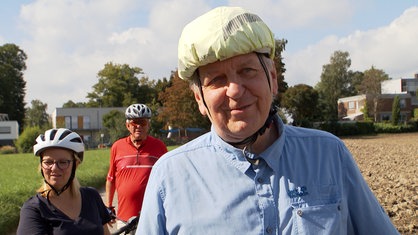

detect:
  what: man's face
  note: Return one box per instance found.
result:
[126,118,150,141]
[195,53,277,143]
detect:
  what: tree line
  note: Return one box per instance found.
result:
[0,41,398,151]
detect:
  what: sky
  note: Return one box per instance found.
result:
[1,0,417,114]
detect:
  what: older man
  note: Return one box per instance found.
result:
[106,103,167,232]
[136,7,399,235]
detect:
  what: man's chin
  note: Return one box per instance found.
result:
[223,129,257,142]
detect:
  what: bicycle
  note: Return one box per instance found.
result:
[108,207,140,235]
[111,215,139,235]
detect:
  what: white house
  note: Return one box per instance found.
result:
[0,114,19,146]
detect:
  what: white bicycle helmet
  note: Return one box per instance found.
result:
[34,128,85,161]
[177,6,275,81]
[125,104,152,119]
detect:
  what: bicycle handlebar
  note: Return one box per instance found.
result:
[111,216,139,235]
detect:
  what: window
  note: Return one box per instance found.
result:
[64,116,78,129]
[400,99,406,109]
[381,114,390,121]
[348,101,355,109]
[65,116,72,128]
[0,126,11,134]
[83,116,90,129]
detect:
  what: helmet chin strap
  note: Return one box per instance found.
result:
[226,105,277,147]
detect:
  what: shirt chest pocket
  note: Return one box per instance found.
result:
[291,202,344,235]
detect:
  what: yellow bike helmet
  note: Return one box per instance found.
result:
[177,6,275,81]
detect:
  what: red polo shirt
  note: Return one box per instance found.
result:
[107,135,167,221]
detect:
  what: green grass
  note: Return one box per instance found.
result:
[0,149,111,235]
[0,146,180,234]
[167,145,180,151]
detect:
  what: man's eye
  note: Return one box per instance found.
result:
[241,67,257,76]
[59,161,68,164]
[44,161,54,165]
[204,76,226,88]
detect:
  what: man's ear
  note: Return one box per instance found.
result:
[193,86,208,116]
[269,61,278,96]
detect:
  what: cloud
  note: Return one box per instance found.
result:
[12,0,418,115]
[19,0,211,113]
[229,0,353,29]
[285,6,418,87]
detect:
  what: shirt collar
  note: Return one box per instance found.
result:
[259,115,285,172]
[210,114,285,173]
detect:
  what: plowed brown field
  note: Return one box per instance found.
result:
[341,132,418,234]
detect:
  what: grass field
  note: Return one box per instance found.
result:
[0,146,180,235]
[0,149,111,235]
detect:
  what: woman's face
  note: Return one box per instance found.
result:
[195,53,277,143]
[41,148,75,190]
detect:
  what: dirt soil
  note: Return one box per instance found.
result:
[341,132,418,234]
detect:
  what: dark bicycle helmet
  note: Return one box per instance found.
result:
[125,104,152,119]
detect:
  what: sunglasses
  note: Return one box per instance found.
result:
[128,118,149,127]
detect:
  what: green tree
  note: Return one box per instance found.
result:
[25,99,50,128]
[361,101,372,121]
[86,62,145,107]
[102,110,128,143]
[281,84,319,127]
[350,71,364,94]
[413,108,418,121]
[15,126,42,153]
[137,77,158,105]
[146,77,172,138]
[358,66,390,122]
[391,95,400,125]
[273,39,288,106]
[157,71,210,130]
[0,43,27,132]
[316,51,353,122]
[62,100,86,108]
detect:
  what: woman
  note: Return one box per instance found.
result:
[17,128,111,235]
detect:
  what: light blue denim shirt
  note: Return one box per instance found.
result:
[136,116,399,235]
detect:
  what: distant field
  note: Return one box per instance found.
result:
[341,132,418,234]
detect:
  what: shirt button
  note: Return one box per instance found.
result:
[266,227,273,234]
[297,210,303,217]
[257,177,263,183]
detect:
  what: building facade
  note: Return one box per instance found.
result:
[0,114,19,147]
[52,107,125,148]
[338,73,417,122]
[381,74,418,109]
[337,94,366,121]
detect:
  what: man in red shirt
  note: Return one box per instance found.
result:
[105,103,167,230]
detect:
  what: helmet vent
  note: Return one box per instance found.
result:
[223,13,262,41]
[59,130,72,140]
[49,129,58,140]
[70,137,83,143]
